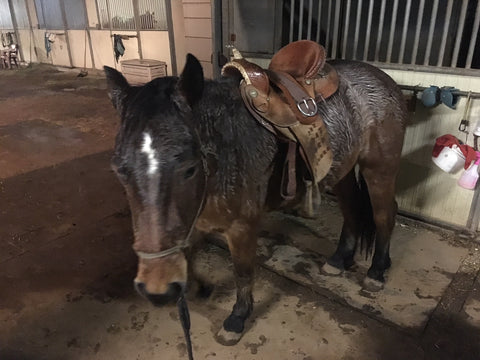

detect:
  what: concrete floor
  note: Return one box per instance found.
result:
[1,65,480,360]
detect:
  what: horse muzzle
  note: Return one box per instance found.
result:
[134,280,186,306]
[133,252,188,306]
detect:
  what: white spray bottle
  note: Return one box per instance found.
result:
[458,151,480,190]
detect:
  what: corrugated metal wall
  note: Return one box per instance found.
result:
[0,0,13,29]
[12,2,30,29]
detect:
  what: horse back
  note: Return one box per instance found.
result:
[319,60,407,186]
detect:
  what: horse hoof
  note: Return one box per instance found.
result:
[321,262,343,276]
[215,328,243,346]
[362,277,384,292]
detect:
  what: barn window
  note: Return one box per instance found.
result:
[63,0,87,30]
[285,0,480,74]
[11,1,30,30]
[35,0,63,29]
[226,0,282,57]
[138,0,168,30]
[35,0,86,30]
[96,0,135,30]
[0,0,12,29]
[96,0,167,31]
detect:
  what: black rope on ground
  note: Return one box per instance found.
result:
[177,296,194,360]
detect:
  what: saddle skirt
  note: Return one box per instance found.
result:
[222,40,338,187]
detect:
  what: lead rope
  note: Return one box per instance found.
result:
[177,295,194,360]
[182,154,209,250]
[176,149,209,360]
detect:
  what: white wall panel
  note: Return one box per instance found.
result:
[182,0,213,78]
[68,30,93,69]
[17,29,37,63]
[89,30,115,69]
[139,31,171,75]
[385,69,480,227]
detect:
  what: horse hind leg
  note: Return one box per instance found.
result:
[323,169,364,275]
[215,219,257,346]
[360,168,398,291]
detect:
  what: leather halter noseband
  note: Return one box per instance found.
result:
[136,245,186,260]
[134,154,209,260]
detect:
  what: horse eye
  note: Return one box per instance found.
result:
[184,166,197,179]
[115,165,129,180]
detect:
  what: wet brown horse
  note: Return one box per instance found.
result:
[104,50,406,345]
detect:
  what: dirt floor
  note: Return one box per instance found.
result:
[1,65,480,360]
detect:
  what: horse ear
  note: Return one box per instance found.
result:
[177,54,204,106]
[104,66,130,113]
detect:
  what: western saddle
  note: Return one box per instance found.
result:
[222,40,339,205]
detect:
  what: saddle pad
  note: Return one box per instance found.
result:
[289,121,333,182]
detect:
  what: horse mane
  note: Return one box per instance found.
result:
[194,78,279,198]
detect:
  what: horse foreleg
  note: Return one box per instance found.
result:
[184,232,214,300]
[361,170,397,290]
[216,219,257,346]
[323,169,361,274]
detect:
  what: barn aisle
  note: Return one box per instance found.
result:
[1,66,479,360]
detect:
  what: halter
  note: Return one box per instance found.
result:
[135,154,209,260]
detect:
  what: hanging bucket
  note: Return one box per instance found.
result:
[432,145,465,173]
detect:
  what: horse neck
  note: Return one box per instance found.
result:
[195,79,279,196]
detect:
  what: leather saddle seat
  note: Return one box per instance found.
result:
[223,40,339,128]
[269,39,339,107]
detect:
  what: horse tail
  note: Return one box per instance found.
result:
[358,172,376,258]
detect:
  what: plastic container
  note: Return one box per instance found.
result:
[432,145,466,173]
[120,59,167,85]
[473,119,480,137]
[458,152,480,190]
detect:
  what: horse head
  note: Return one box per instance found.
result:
[104,54,206,306]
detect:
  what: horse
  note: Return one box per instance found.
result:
[104,48,407,346]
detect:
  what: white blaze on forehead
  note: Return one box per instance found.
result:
[141,132,159,175]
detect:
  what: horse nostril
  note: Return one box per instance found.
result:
[134,281,186,306]
[169,281,185,292]
[134,281,147,297]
